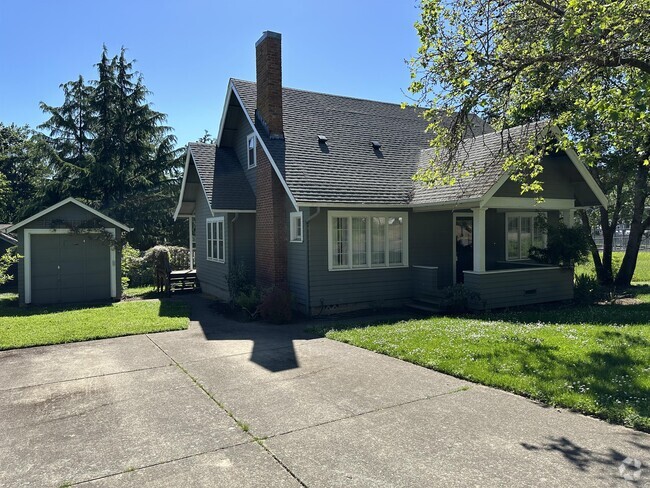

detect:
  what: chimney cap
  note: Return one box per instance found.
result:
[317,135,328,143]
[256,31,282,47]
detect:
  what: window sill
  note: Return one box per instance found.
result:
[207,257,225,264]
[328,264,408,272]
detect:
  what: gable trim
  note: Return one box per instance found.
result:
[7,197,131,233]
[0,232,17,246]
[229,81,299,212]
[549,126,609,208]
[478,125,608,208]
[173,147,213,221]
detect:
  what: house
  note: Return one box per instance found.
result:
[0,225,18,291]
[7,197,130,306]
[174,31,607,314]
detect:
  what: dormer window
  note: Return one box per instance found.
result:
[247,133,257,169]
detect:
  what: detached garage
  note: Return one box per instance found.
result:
[7,197,131,306]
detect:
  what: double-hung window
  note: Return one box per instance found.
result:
[247,134,257,169]
[207,217,225,263]
[329,211,408,270]
[506,213,546,260]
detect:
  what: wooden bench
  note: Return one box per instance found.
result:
[169,270,200,293]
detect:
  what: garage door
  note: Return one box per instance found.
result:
[30,234,111,305]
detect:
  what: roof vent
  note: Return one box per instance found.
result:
[318,135,328,143]
[371,140,381,150]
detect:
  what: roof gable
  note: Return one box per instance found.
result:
[7,197,131,233]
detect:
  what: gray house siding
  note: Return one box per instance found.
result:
[495,153,579,200]
[410,211,454,288]
[231,109,257,195]
[465,267,574,309]
[306,208,412,314]
[288,205,310,314]
[230,213,256,283]
[194,195,229,299]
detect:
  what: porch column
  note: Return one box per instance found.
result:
[188,215,194,270]
[472,207,486,272]
[560,209,575,228]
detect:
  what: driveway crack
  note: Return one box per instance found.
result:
[144,334,308,487]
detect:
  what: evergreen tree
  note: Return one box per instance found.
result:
[0,123,48,223]
[38,48,184,249]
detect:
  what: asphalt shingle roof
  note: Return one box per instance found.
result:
[233,79,435,205]
[192,80,544,208]
[412,122,548,205]
[188,142,256,211]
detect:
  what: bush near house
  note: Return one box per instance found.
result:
[122,244,190,288]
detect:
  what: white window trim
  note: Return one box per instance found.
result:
[290,211,303,243]
[505,212,547,261]
[246,133,257,169]
[23,228,117,304]
[206,216,225,263]
[327,210,409,271]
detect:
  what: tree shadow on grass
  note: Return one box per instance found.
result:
[468,330,650,432]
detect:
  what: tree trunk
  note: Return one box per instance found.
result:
[579,209,607,281]
[599,207,616,284]
[614,162,649,287]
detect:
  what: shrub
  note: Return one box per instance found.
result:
[120,243,141,290]
[0,246,19,286]
[258,287,293,324]
[574,273,605,304]
[123,245,191,288]
[529,221,591,267]
[441,284,481,313]
[227,262,252,303]
[235,288,261,320]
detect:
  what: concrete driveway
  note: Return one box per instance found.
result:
[0,295,648,487]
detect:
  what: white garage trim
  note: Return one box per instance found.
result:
[24,228,117,304]
[8,197,131,233]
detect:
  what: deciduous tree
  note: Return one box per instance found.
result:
[409,0,650,286]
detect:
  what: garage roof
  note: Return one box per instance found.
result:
[7,197,132,233]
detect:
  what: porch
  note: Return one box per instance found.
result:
[410,205,577,310]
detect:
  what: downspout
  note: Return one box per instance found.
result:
[305,207,321,317]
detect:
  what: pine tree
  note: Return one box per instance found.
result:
[38,47,184,248]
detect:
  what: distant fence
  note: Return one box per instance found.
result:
[591,234,650,252]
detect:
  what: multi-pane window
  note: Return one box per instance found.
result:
[329,212,408,270]
[207,217,225,263]
[247,134,257,169]
[506,213,546,260]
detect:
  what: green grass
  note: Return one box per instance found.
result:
[326,285,650,432]
[575,251,650,283]
[0,293,189,350]
[123,285,158,299]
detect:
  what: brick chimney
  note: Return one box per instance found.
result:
[255,31,284,139]
[254,31,288,291]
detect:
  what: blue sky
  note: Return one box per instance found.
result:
[0,0,422,147]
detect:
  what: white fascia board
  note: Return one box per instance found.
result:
[485,197,575,209]
[216,81,234,146]
[8,197,131,233]
[230,82,299,212]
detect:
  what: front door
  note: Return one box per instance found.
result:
[454,215,473,283]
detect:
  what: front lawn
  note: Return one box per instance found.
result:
[326,286,650,432]
[575,251,650,283]
[0,293,189,350]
